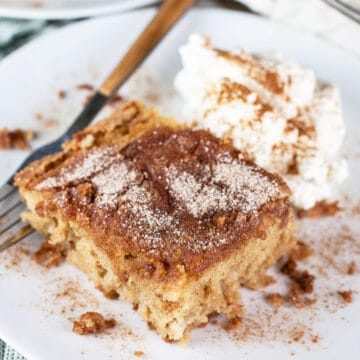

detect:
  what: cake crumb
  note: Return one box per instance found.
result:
[224,317,242,331]
[97,285,119,300]
[83,94,93,107]
[311,335,319,343]
[0,128,35,150]
[297,201,341,218]
[73,312,116,335]
[305,298,316,306]
[290,241,313,261]
[338,290,353,303]
[134,350,144,357]
[32,242,64,268]
[265,293,285,311]
[281,258,315,293]
[108,94,123,106]
[280,257,315,308]
[77,83,94,91]
[281,258,297,278]
[58,90,67,99]
[347,261,356,275]
[35,113,43,121]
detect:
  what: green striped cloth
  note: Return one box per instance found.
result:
[0,341,26,360]
[0,17,71,59]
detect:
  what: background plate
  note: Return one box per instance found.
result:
[0,8,360,360]
[0,0,158,20]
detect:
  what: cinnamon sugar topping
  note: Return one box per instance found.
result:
[214,49,285,95]
[32,127,289,274]
[36,147,124,189]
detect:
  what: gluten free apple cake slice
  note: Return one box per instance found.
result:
[15,101,295,343]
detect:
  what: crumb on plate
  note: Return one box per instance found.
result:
[73,312,116,335]
[32,242,64,268]
[0,128,35,150]
[338,290,353,303]
[297,201,341,218]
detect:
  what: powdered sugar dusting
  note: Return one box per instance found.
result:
[35,128,288,257]
[36,147,123,190]
[122,185,173,230]
[93,162,139,208]
[214,160,280,212]
[166,158,279,218]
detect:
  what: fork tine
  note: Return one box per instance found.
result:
[0,202,27,233]
[0,190,22,218]
[0,224,34,253]
[0,183,16,201]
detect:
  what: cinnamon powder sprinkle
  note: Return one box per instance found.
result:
[224,317,242,331]
[32,242,64,268]
[0,128,35,150]
[347,261,356,275]
[77,83,94,91]
[58,90,67,99]
[134,351,144,357]
[265,293,285,311]
[290,329,305,342]
[108,94,123,106]
[214,48,285,95]
[83,94,94,107]
[311,335,319,343]
[73,312,116,335]
[297,201,341,218]
[338,290,353,303]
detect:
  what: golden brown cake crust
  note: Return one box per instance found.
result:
[15,101,291,279]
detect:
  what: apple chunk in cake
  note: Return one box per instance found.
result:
[15,101,295,343]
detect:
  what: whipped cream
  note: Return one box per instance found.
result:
[174,34,348,209]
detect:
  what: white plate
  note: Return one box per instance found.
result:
[0,0,158,20]
[0,8,360,360]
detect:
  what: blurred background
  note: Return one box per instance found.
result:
[0,0,359,60]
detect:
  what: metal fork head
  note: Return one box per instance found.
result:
[0,183,34,252]
[0,92,109,253]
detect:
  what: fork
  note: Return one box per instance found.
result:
[0,0,195,253]
[324,0,360,24]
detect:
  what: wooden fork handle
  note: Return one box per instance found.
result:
[99,0,195,97]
